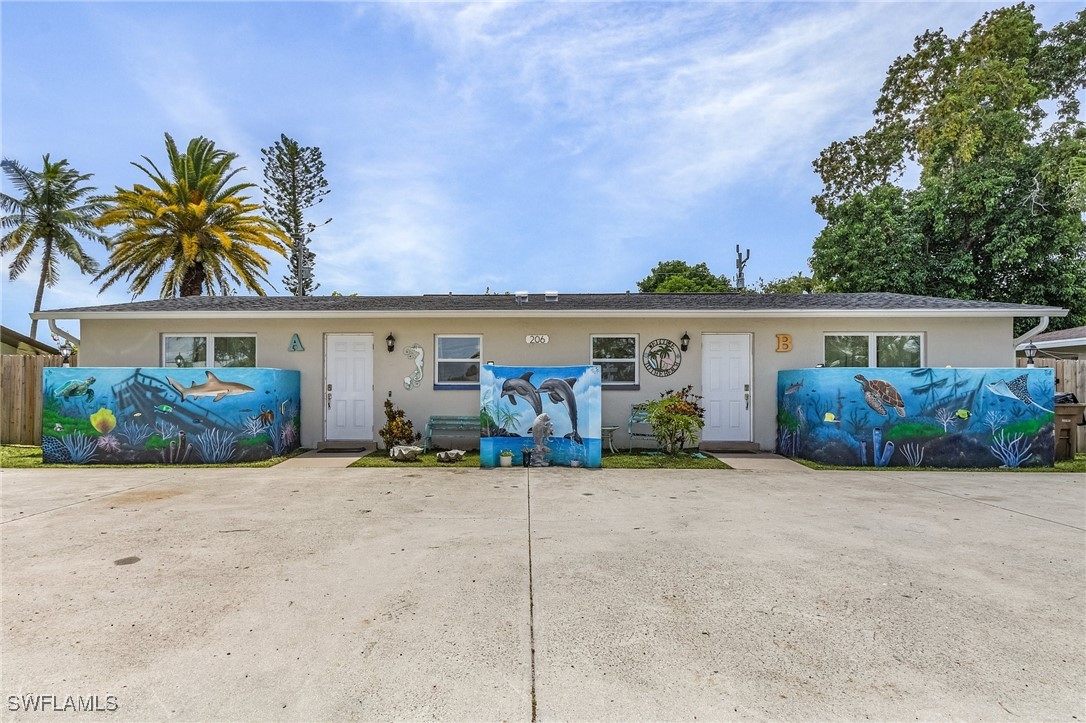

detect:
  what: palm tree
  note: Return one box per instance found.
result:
[95,134,290,297]
[1,155,106,338]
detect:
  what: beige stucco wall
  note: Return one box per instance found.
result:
[78,314,1014,451]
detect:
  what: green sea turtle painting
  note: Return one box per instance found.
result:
[853,374,905,417]
[54,376,96,403]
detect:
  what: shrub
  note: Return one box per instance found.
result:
[644,385,705,455]
[378,392,421,450]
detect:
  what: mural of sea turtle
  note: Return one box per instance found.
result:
[854,374,905,416]
[55,376,96,403]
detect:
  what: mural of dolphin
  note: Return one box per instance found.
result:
[166,371,255,403]
[501,372,543,415]
[538,377,583,444]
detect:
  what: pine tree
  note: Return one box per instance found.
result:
[260,134,331,296]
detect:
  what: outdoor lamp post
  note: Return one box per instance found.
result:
[58,340,73,367]
[1024,342,1038,368]
[386,333,396,353]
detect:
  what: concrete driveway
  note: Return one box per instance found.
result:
[1,464,1083,721]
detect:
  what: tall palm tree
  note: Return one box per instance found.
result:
[95,134,290,297]
[1,155,106,338]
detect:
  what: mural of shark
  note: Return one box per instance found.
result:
[166,371,255,403]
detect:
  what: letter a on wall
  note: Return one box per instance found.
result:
[289,334,305,352]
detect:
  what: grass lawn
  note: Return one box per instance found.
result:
[797,453,1086,474]
[349,450,730,469]
[0,444,308,469]
[349,451,481,468]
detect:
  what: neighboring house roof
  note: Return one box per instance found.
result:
[0,325,59,355]
[30,292,1068,320]
[1016,325,1086,353]
[1028,325,1086,344]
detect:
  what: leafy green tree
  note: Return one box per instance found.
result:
[1,156,106,337]
[637,260,733,293]
[810,4,1086,329]
[261,134,331,296]
[754,271,825,294]
[96,134,290,297]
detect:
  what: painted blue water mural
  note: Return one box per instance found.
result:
[776,367,1055,468]
[480,364,602,468]
[42,367,301,464]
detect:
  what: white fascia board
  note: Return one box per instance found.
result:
[1017,337,1086,350]
[31,307,1069,321]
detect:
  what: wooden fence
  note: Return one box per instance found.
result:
[1,355,63,445]
[1017,358,1086,451]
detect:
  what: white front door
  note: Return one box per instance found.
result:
[701,333,752,442]
[324,334,373,441]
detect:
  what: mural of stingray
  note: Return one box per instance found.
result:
[480,365,602,468]
[42,367,301,464]
[777,367,1055,469]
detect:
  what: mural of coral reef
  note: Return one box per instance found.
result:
[776,367,1055,469]
[480,365,602,468]
[42,367,301,464]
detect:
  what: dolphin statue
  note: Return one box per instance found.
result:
[538,377,583,444]
[529,412,554,449]
[166,371,255,403]
[501,372,543,415]
[985,374,1053,413]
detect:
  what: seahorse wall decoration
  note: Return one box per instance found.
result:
[403,344,424,390]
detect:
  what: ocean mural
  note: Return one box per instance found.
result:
[480,364,602,468]
[41,367,301,465]
[776,367,1055,468]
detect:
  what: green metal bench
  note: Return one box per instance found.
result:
[423,415,481,451]
[627,403,657,452]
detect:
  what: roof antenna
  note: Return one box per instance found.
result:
[735,244,750,291]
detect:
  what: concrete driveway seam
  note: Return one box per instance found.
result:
[883,474,1086,532]
[0,475,176,526]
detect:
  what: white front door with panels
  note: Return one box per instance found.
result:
[324,334,373,441]
[701,333,752,442]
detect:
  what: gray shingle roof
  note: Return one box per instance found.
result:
[34,292,1065,317]
[1030,325,1086,343]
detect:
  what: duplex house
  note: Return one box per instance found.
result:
[32,292,1065,452]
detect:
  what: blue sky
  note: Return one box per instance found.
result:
[2,1,1080,340]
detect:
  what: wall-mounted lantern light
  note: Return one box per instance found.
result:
[175,353,185,368]
[680,332,690,352]
[58,340,74,367]
[1024,342,1038,368]
[386,333,396,353]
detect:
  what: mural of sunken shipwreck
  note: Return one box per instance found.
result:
[480,364,602,468]
[42,367,301,464]
[776,367,1055,468]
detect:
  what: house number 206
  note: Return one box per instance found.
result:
[525,335,549,344]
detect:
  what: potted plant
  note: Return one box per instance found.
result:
[499,449,514,467]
